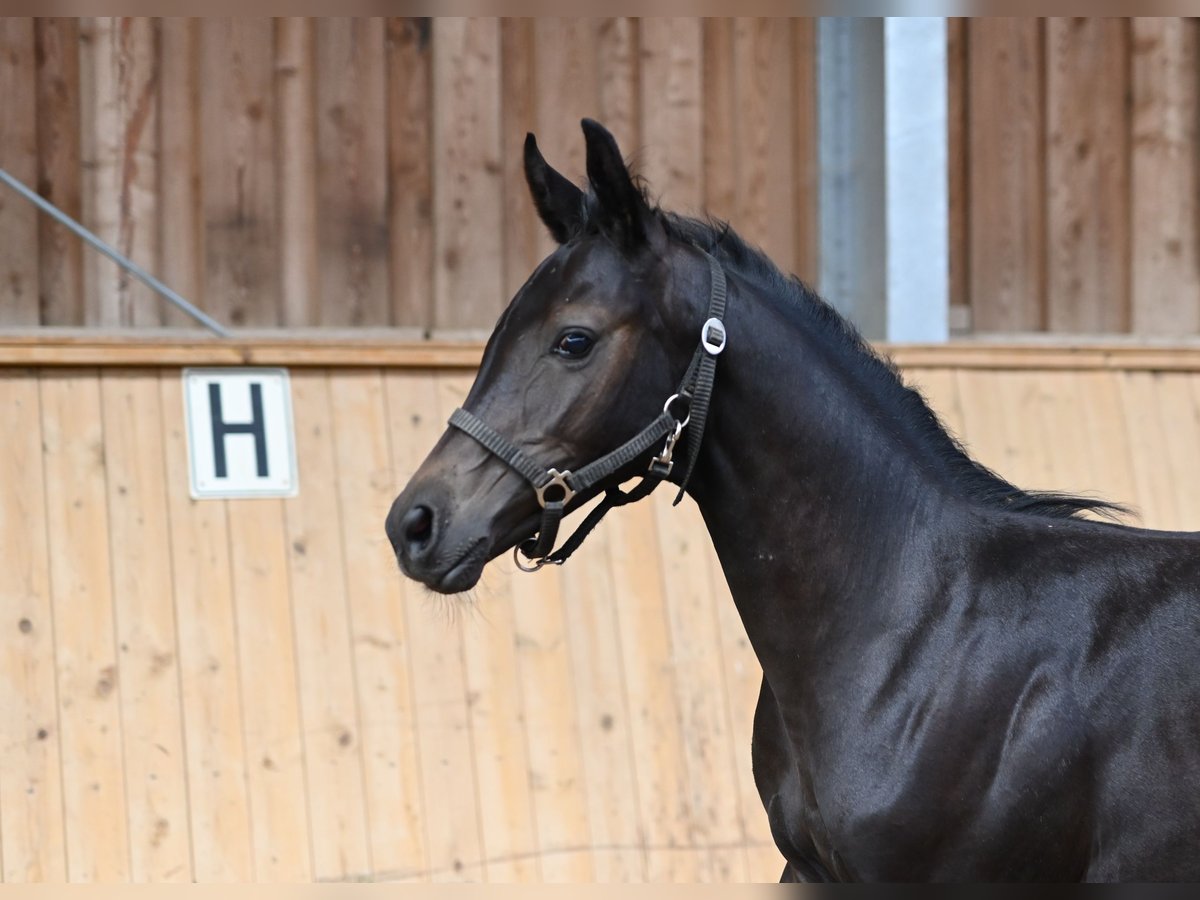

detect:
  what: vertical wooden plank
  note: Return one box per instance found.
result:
[1131,17,1200,335]
[0,19,40,325]
[730,19,797,273]
[283,371,372,880]
[329,370,428,881]
[316,18,390,327]
[158,19,203,328]
[383,371,485,881]
[79,17,162,327]
[275,18,318,328]
[432,18,503,334]
[100,372,192,881]
[159,371,254,881]
[225,496,311,881]
[199,18,279,327]
[35,18,85,326]
[500,18,540,302]
[532,19,601,261]
[1118,371,1181,528]
[597,19,640,156]
[1141,373,1200,530]
[639,19,704,213]
[651,492,747,881]
[40,372,131,881]
[967,19,1045,332]
[433,375,539,884]
[559,523,646,882]
[606,500,702,881]
[386,17,434,331]
[702,19,736,224]
[0,372,67,882]
[793,18,819,284]
[1046,17,1131,334]
[1074,370,1139,515]
[946,18,968,318]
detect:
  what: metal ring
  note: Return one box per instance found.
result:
[663,393,692,428]
[513,544,547,572]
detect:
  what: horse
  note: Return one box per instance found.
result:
[386,118,1200,881]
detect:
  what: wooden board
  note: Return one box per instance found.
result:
[282,371,371,879]
[198,18,279,327]
[431,18,504,334]
[0,18,40,326]
[34,17,84,327]
[39,371,131,880]
[159,368,255,881]
[1045,17,1131,334]
[1130,17,1200,335]
[100,371,191,880]
[0,372,67,881]
[328,369,428,880]
[966,19,1045,332]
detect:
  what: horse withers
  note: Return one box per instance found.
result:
[387,119,1200,881]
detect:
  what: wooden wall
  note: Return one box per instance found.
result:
[954,17,1200,335]
[2,17,1199,336]
[0,18,817,334]
[3,342,1200,882]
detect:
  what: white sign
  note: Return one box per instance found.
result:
[183,368,298,499]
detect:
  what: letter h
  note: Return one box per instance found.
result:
[209,382,269,478]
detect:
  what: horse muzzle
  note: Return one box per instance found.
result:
[386,482,492,594]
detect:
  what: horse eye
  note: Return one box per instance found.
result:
[554,331,594,358]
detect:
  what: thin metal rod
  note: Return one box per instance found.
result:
[0,168,231,337]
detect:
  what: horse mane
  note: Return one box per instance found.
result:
[577,187,1125,522]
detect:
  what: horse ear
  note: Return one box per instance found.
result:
[524,133,584,244]
[581,118,665,253]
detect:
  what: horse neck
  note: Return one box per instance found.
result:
[682,270,964,708]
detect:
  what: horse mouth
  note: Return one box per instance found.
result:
[434,536,489,594]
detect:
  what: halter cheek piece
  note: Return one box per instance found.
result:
[447,250,728,571]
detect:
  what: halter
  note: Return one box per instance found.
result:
[447,249,728,571]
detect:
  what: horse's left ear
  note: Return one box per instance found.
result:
[581,118,665,254]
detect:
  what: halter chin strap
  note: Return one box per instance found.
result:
[447,249,728,570]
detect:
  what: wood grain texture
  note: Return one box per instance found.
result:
[499,18,539,302]
[967,19,1046,332]
[0,372,68,882]
[99,371,192,881]
[1131,17,1200,335]
[330,370,427,880]
[1046,17,1131,333]
[79,17,161,327]
[34,18,84,326]
[386,18,434,331]
[639,18,704,214]
[157,18,203,328]
[39,372,131,881]
[0,19,41,326]
[315,18,389,327]
[275,18,318,329]
[283,371,372,880]
[431,18,503,334]
[158,370,255,881]
[199,18,279,327]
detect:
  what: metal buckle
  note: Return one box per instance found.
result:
[649,419,684,477]
[535,468,575,509]
[701,317,727,355]
[513,544,565,572]
[663,393,691,428]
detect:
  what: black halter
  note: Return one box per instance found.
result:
[447,249,728,570]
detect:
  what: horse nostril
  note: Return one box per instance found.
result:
[402,504,434,549]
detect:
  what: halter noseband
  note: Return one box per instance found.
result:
[447,249,728,571]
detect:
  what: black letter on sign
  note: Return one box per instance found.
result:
[209,382,269,478]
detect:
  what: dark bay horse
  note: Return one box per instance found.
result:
[387,119,1200,881]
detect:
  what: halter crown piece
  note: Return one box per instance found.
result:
[447,249,728,572]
